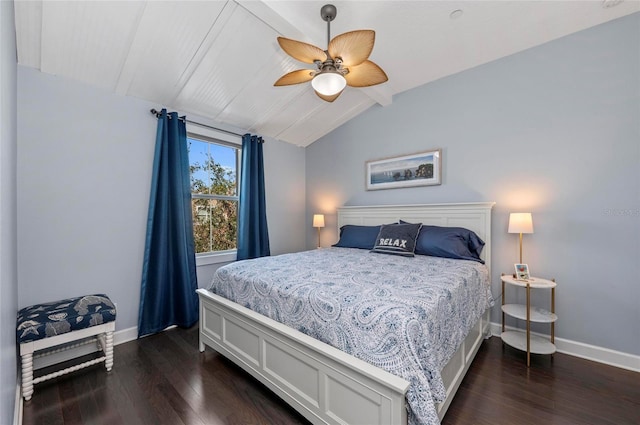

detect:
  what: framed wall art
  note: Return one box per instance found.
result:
[366,149,442,190]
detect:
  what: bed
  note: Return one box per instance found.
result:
[197,202,495,425]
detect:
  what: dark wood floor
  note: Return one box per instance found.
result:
[22,325,639,425]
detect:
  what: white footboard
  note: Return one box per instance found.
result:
[197,289,490,425]
[197,288,409,425]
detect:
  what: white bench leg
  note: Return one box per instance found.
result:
[105,331,114,371]
[21,353,34,401]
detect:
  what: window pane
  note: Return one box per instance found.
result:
[192,198,237,254]
[189,138,237,197]
[188,138,211,195]
[189,135,240,254]
[192,198,211,253]
[211,199,237,251]
[208,143,237,196]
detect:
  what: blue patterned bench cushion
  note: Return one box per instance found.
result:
[17,294,116,344]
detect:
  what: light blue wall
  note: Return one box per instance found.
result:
[306,14,640,356]
[17,66,306,333]
[0,0,17,422]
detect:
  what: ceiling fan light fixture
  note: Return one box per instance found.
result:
[274,4,386,102]
[311,72,347,96]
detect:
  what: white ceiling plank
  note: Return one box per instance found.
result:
[280,89,375,147]
[216,48,315,132]
[235,0,310,42]
[118,1,230,105]
[14,0,42,68]
[368,0,640,95]
[248,83,312,136]
[167,1,238,106]
[113,1,149,96]
[269,88,376,145]
[40,0,146,91]
[359,84,392,107]
[253,88,322,142]
[174,5,282,119]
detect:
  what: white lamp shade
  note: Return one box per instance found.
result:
[311,73,346,96]
[508,213,534,234]
[313,214,325,228]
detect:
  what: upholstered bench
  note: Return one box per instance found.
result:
[16,294,116,401]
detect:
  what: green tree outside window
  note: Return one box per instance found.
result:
[188,137,239,254]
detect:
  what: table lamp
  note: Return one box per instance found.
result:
[508,212,534,263]
[313,214,325,248]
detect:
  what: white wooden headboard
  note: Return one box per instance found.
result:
[337,202,495,273]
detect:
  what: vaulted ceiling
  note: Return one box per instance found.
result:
[14,1,639,146]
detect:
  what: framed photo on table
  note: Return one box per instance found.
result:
[515,263,530,280]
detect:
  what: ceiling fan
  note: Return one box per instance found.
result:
[274,4,388,103]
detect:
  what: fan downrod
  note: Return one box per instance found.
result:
[321,5,337,49]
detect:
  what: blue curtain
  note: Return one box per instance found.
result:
[237,134,270,260]
[138,109,198,338]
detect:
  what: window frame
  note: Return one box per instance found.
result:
[187,124,242,265]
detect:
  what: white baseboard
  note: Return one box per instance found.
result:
[489,322,640,372]
[113,326,138,346]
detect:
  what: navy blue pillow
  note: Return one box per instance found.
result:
[400,221,485,263]
[371,223,422,257]
[417,225,485,263]
[333,225,382,249]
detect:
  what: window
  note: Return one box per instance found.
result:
[188,130,241,256]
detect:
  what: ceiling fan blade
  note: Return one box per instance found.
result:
[314,89,343,103]
[328,30,375,67]
[345,60,388,87]
[277,37,327,64]
[274,69,315,86]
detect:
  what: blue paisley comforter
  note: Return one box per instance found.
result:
[208,247,494,425]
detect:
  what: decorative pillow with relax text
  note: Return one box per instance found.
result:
[371,223,422,257]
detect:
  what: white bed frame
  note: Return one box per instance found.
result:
[197,202,495,424]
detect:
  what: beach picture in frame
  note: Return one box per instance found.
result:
[515,263,530,280]
[366,149,442,190]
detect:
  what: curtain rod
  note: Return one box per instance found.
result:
[150,108,244,138]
